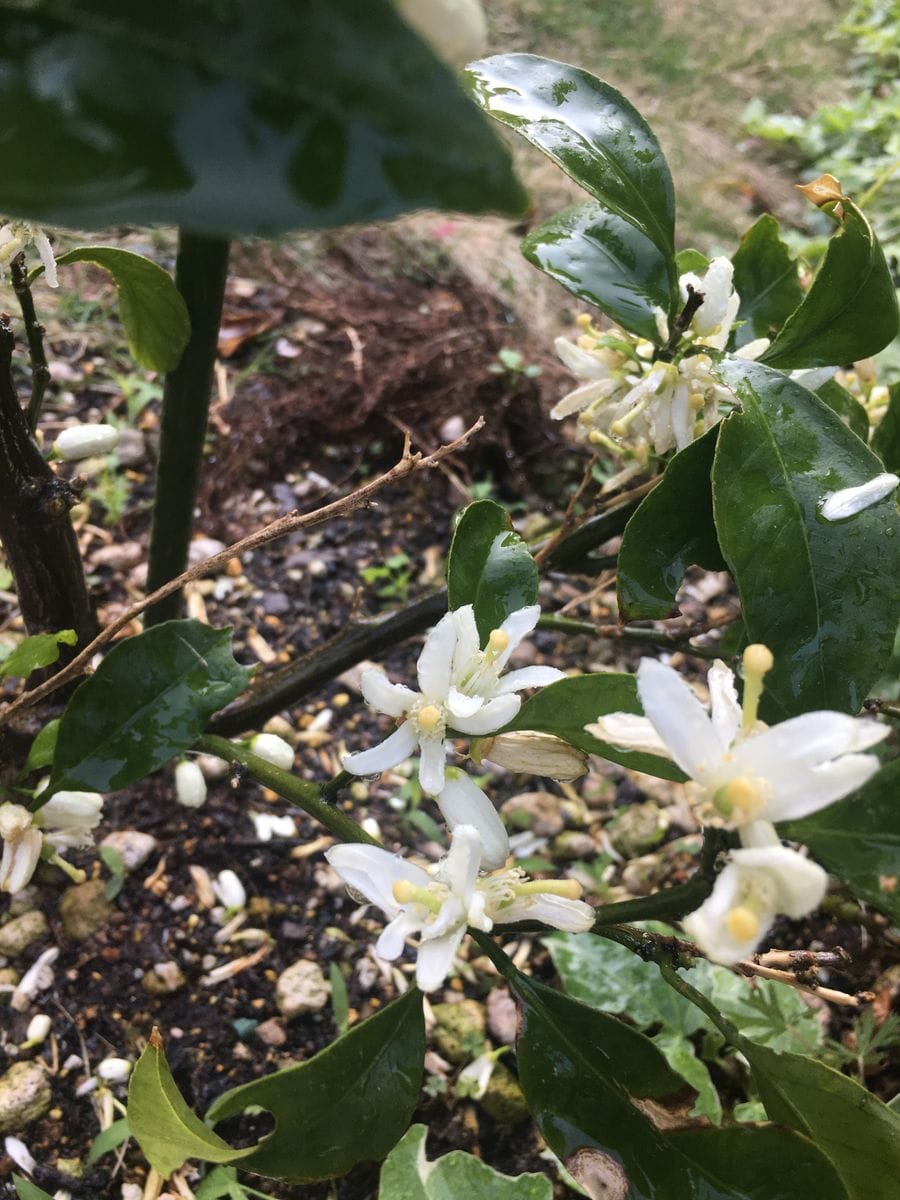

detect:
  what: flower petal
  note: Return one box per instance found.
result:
[586,712,671,757]
[439,824,482,899]
[636,658,724,778]
[500,893,595,932]
[707,659,741,749]
[447,687,485,720]
[555,337,611,379]
[343,720,418,777]
[496,665,565,694]
[415,925,466,992]
[418,734,448,796]
[762,754,883,822]
[820,473,899,521]
[417,612,457,698]
[453,693,521,735]
[361,669,417,718]
[376,912,420,961]
[731,845,827,918]
[450,606,480,678]
[326,843,429,914]
[436,774,509,870]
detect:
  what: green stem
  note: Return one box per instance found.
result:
[537,614,724,660]
[11,255,50,435]
[146,232,230,625]
[596,923,697,969]
[469,928,518,980]
[659,963,738,1045]
[197,734,379,847]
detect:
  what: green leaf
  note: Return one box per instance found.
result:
[47,620,250,795]
[447,500,538,643]
[378,1124,552,1200]
[617,427,726,620]
[87,1117,131,1164]
[871,381,900,472]
[675,249,710,274]
[0,0,525,235]
[651,1032,721,1124]
[506,674,687,781]
[466,54,677,297]
[195,1167,271,1200]
[509,969,845,1199]
[817,379,869,442]
[128,1031,254,1179]
[205,988,425,1182]
[738,1038,900,1200]
[522,201,672,341]
[759,203,899,368]
[712,359,900,716]
[13,1180,55,1200]
[21,719,60,776]
[0,629,76,679]
[54,248,189,373]
[729,215,804,349]
[782,760,900,922]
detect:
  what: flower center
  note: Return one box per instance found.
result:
[392,879,443,913]
[713,775,767,822]
[415,704,444,734]
[725,905,760,944]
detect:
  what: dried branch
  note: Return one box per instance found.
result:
[734,957,872,1008]
[0,419,484,724]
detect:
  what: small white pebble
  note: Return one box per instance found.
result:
[23,1013,52,1045]
[96,1057,132,1083]
[174,759,207,808]
[212,869,246,911]
[249,733,295,771]
[53,423,118,461]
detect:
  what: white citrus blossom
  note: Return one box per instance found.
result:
[820,472,898,521]
[344,604,563,796]
[589,646,887,829]
[38,790,103,850]
[683,822,827,964]
[0,220,58,287]
[1,790,104,893]
[0,803,43,894]
[326,824,593,992]
[53,423,119,461]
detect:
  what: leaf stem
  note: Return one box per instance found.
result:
[537,614,725,660]
[197,734,379,847]
[11,254,50,434]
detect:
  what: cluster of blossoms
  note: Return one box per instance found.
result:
[0,220,58,287]
[0,790,104,894]
[592,645,888,963]
[552,258,766,489]
[328,603,594,990]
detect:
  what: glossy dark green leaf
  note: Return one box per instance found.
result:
[712,359,900,716]
[729,215,803,349]
[617,427,726,620]
[47,620,250,795]
[506,674,686,781]
[759,203,899,368]
[378,1124,552,1200]
[816,379,869,442]
[0,629,76,679]
[206,989,425,1182]
[510,970,845,1199]
[466,54,677,298]
[54,248,189,373]
[871,381,900,472]
[522,201,671,341]
[0,0,525,235]
[738,1038,900,1200]
[781,760,900,922]
[447,500,538,643]
[128,1031,254,1178]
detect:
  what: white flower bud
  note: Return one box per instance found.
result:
[24,1013,52,1045]
[213,869,246,911]
[249,733,294,772]
[174,760,207,808]
[53,423,119,461]
[96,1056,132,1083]
[4,1135,36,1174]
[395,0,487,66]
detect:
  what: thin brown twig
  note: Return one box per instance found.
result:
[534,457,597,568]
[734,958,872,1008]
[0,418,484,723]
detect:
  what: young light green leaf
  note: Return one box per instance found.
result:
[87,1117,131,1164]
[759,202,899,368]
[781,760,900,923]
[617,427,726,620]
[816,379,869,442]
[205,988,425,1182]
[378,1125,552,1200]
[505,674,687,782]
[54,248,189,373]
[0,630,76,679]
[675,248,710,274]
[13,1179,55,1200]
[522,201,672,341]
[466,54,677,299]
[652,1032,722,1124]
[0,0,525,234]
[712,359,900,716]
[871,381,900,472]
[47,620,250,796]
[21,719,60,776]
[195,1166,271,1200]
[447,500,538,644]
[128,1030,256,1178]
[729,214,803,349]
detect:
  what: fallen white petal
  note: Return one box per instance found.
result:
[820,473,898,521]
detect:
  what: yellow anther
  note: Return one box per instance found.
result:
[576,313,593,330]
[577,334,597,350]
[688,391,705,411]
[588,430,604,444]
[416,704,443,732]
[725,776,765,819]
[578,410,594,427]
[725,905,760,943]
[610,419,627,436]
[488,629,510,655]
[743,644,774,676]
[393,880,415,904]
